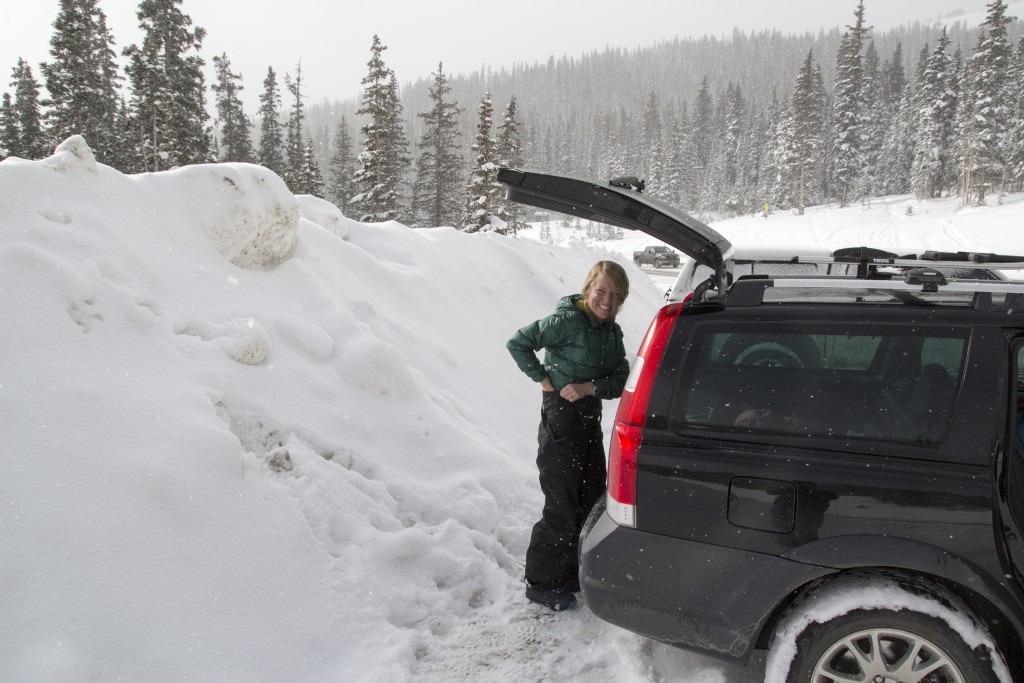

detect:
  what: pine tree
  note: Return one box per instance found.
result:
[876,42,914,196]
[960,0,1015,203]
[911,30,957,199]
[123,0,211,171]
[690,78,715,217]
[495,95,527,234]
[663,104,690,210]
[41,0,122,165]
[784,51,828,214]
[326,115,355,213]
[282,64,308,193]
[298,139,325,197]
[256,67,285,178]
[718,83,745,213]
[211,53,253,163]
[1007,38,1024,191]
[352,35,410,223]
[641,91,663,184]
[831,0,870,207]
[859,41,883,197]
[0,92,18,159]
[410,63,463,228]
[463,90,502,233]
[878,86,916,197]
[9,59,49,159]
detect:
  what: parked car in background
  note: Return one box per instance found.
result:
[633,245,680,269]
[499,167,1024,683]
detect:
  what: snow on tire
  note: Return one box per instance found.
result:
[765,574,1013,683]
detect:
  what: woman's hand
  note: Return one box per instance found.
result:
[540,377,555,392]
[559,382,595,402]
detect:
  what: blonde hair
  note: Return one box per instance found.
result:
[582,260,629,301]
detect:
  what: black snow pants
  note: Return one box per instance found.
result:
[525,391,607,591]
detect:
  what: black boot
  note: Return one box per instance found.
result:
[525,585,577,611]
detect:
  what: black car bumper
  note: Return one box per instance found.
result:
[578,500,833,662]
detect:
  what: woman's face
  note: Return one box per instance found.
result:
[585,274,624,321]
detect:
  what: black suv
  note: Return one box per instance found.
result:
[499,168,1024,683]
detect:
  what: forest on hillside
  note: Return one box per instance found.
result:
[4,0,1024,230]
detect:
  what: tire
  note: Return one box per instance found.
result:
[770,579,1007,683]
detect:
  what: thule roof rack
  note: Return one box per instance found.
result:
[720,275,1024,310]
[792,247,1024,280]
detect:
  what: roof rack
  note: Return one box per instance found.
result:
[721,275,1024,310]
[792,246,1024,279]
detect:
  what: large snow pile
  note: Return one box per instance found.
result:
[0,137,682,683]
[2,136,1022,683]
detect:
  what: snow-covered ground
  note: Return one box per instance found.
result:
[1,138,1021,683]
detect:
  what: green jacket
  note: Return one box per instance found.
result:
[507,295,630,399]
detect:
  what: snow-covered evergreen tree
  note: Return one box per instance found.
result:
[960,0,1015,203]
[299,139,325,197]
[831,0,870,207]
[352,36,410,223]
[784,51,828,213]
[875,42,913,196]
[495,96,527,234]
[1007,38,1024,190]
[211,53,253,163]
[911,30,957,198]
[859,41,883,197]
[689,77,715,216]
[123,0,211,171]
[256,67,285,178]
[663,104,690,210]
[463,90,503,233]
[0,92,18,159]
[283,64,308,193]
[410,63,463,228]
[641,91,663,187]
[41,0,121,165]
[8,59,48,159]
[326,116,355,213]
[717,83,745,214]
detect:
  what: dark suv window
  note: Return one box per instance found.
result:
[673,325,968,444]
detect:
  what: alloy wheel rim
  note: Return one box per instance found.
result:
[811,627,965,683]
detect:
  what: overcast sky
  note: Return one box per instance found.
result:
[0,0,1012,111]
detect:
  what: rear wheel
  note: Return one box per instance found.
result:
[770,577,1007,683]
[789,611,993,683]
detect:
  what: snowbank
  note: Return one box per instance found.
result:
[0,138,670,682]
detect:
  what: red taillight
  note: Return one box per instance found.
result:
[606,304,682,527]
[608,422,642,505]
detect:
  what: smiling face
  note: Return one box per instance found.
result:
[585,274,624,321]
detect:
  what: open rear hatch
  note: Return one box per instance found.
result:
[497,168,731,287]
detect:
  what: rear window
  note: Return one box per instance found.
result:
[672,325,968,444]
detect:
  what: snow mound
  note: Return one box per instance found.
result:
[297,193,349,240]
[171,162,299,269]
[43,135,98,174]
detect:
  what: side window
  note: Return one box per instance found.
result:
[674,325,967,444]
[1015,346,1024,454]
[1007,345,1024,532]
[922,337,968,378]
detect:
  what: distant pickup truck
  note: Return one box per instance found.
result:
[633,246,680,268]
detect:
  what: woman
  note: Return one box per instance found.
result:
[507,260,630,611]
